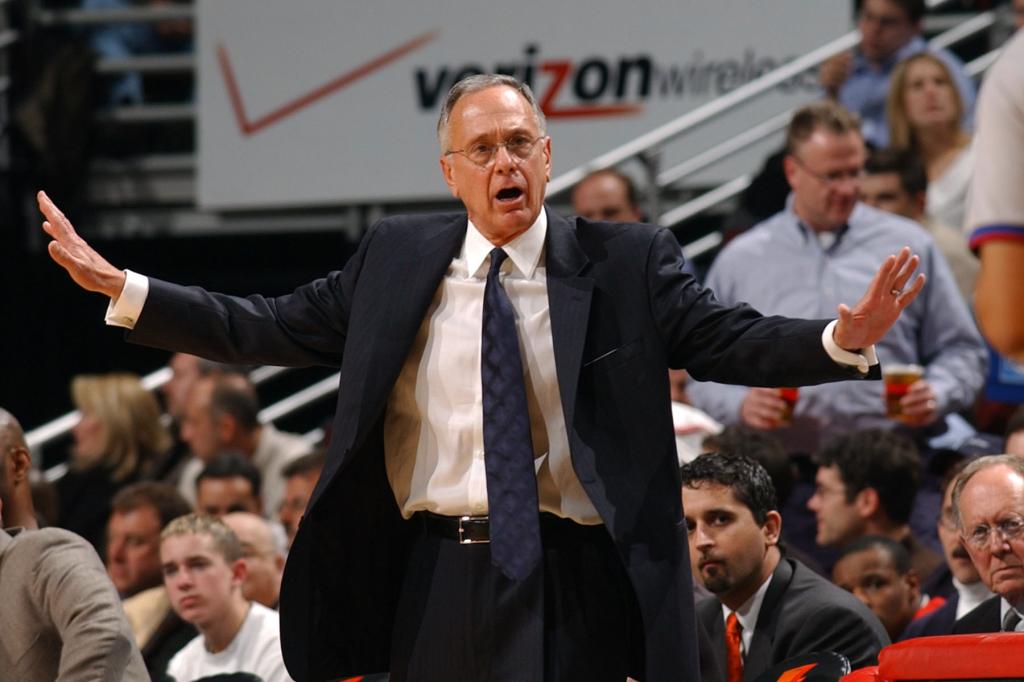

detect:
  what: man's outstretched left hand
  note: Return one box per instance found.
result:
[834,246,925,350]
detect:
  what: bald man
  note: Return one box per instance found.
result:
[223,512,286,609]
[0,408,38,530]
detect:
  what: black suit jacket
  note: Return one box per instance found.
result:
[698,557,890,681]
[128,209,868,681]
[900,593,959,639]
[952,595,1003,634]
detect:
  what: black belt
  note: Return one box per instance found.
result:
[419,512,491,544]
[416,511,607,545]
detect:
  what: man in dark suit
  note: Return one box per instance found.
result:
[38,74,923,681]
[950,594,1003,634]
[683,453,889,680]
[951,455,1024,634]
[903,459,992,639]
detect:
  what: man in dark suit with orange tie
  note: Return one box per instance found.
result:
[684,453,889,680]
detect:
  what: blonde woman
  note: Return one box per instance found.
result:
[57,372,171,550]
[887,52,973,232]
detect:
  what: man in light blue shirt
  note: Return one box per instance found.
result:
[688,101,986,454]
[819,0,975,148]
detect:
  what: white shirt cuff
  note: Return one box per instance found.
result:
[822,319,878,375]
[104,269,149,329]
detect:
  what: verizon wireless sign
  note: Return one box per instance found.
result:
[198,1,847,210]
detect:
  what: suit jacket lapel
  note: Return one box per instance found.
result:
[544,208,593,429]
[375,214,466,355]
[744,557,794,680]
[984,596,1003,631]
[324,215,465,486]
[698,598,728,678]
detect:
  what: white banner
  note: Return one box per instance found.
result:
[198,1,848,210]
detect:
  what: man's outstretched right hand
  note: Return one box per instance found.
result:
[38,191,126,299]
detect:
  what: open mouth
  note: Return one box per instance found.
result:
[496,187,524,203]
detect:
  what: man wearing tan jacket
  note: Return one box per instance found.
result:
[0,498,147,681]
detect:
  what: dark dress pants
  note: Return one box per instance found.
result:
[389,514,645,681]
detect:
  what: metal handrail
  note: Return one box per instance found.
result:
[40,366,331,481]
[655,10,997,229]
[25,366,170,450]
[965,45,1003,77]
[653,14,995,196]
[95,53,194,74]
[682,232,724,262]
[34,5,194,25]
[25,364,289,450]
[546,30,862,197]
[657,111,792,188]
[258,373,339,424]
[929,10,997,50]
[546,0,958,197]
[662,45,1003,259]
[98,103,196,123]
[0,27,17,49]
[660,175,752,228]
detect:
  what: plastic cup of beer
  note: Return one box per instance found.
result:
[778,387,799,425]
[883,364,924,420]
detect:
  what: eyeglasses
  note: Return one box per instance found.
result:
[961,515,1024,550]
[812,482,846,499]
[445,134,545,168]
[791,155,862,188]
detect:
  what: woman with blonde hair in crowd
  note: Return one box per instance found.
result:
[56,372,171,550]
[887,51,973,232]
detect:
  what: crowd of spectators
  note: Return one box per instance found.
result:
[3,1,1023,680]
[0,356,317,679]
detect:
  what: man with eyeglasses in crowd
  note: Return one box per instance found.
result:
[689,100,985,455]
[39,74,928,681]
[818,0,975,148]
[902,457,992,638]
[951,454,1024,634]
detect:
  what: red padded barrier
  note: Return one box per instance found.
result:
[878,633,1024,678]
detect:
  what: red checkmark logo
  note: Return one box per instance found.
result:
[217,30,438,136]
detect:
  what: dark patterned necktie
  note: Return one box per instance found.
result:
[481,247,541,581]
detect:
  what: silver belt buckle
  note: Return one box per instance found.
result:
[458,515,489,544]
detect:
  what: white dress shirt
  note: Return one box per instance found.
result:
[383,209,600,523]
[953,577,993,620]
[721,570,774,657]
